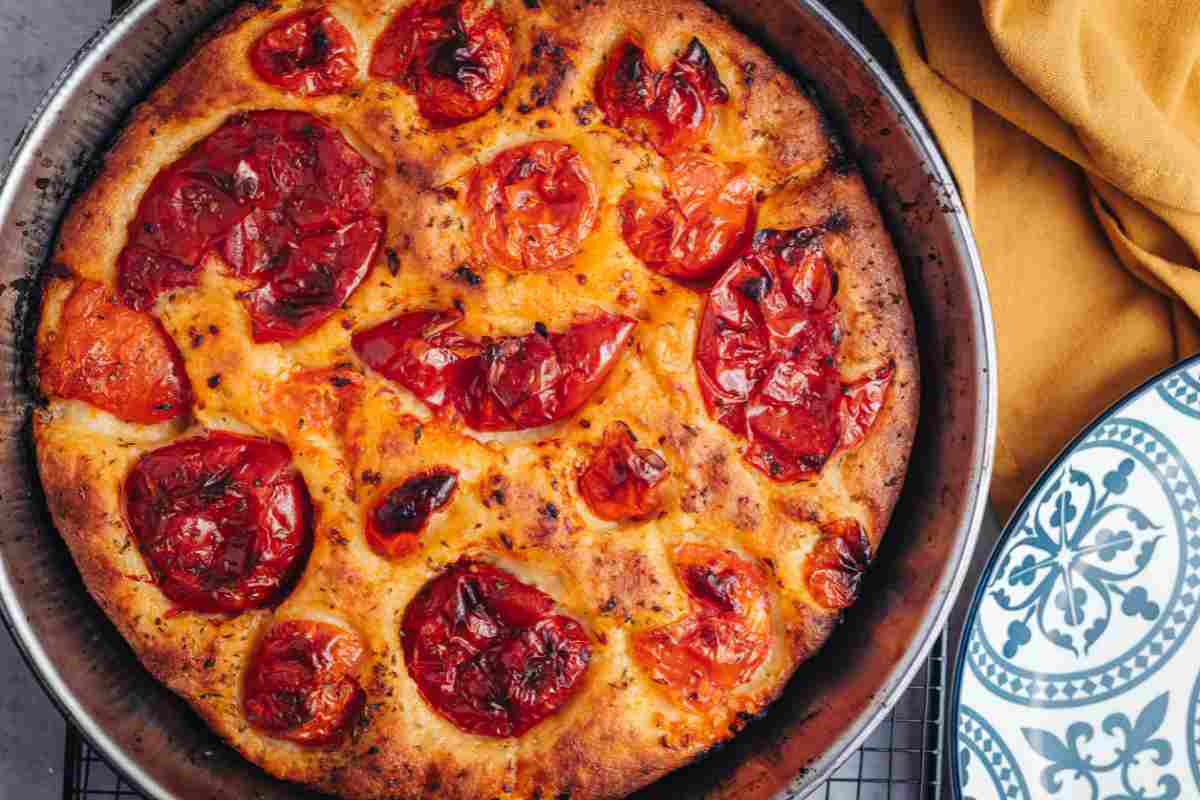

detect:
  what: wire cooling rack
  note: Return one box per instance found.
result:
[64,633,945,800]
[64,1,942,798]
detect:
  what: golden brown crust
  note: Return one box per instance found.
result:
[33,1,919,798]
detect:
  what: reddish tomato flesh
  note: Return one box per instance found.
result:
[244,620,366,745]
[352,309,636,431]
[596,37,729,156]
[401,560,591,737]
[804,519,870,610]
[115,111,382,341]
[370,0,512,125]
[578,421,668,521]
[695,227,893,481]
[242,216,384,341]
[631,544,770,710]
[620,154,755,282]
[468,141,600,272]
[250,9,358,96]
[839,362,895,451]
[39,280,192,423]
[122,432,313,613]
[367,470,458,558]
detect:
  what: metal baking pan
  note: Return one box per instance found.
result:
[0,1,996,797]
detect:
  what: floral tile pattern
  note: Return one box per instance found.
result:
[953,357,1200,799]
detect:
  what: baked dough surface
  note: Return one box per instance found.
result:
[33,1,919,797]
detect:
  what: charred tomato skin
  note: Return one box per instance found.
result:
[578,421,668,521]
[114,110,382,342]
[695,225,893,481]
[351,308,636,432]
[401,559,591,737]
[250,9,358,96]
[122,432,314,614]
[619,154,755,282]
[595,37,729,156]
[366,470,459,558]
[631,543,770,710]
[804,518,871,610]
[369,0,512,125]
[243,619,367,745]
[468,140,600,272]
[39,280,193,424]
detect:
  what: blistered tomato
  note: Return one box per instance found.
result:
[370,0,512,125]
[401,560,591,736]
[595,37,729,156]
[122,432,313,613]
[352,309,636,431]
[468,141,599,272]
[244,620,366,745]
[39,280,192,423]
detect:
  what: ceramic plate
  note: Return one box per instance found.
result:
[950,355,1200,800]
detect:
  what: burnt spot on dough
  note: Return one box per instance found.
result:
[525,31,575,110]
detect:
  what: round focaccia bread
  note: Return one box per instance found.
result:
[32,0,919,798]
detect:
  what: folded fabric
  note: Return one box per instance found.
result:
[863,0,1200,517]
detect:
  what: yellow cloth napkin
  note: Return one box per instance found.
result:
[862,0,1200,517]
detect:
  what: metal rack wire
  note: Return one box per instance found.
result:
[64,633,945,800]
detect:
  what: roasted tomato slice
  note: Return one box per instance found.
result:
[578,421,668,521]
[39,280,192,423]
[367,470,458,558]
[241,216,384,341]
[695,226,893,481]
[352,309,636,431]
[839,361,895,451]
[250,9,358,96]
[115,111,382,341]
[401,559,591,737]
[122,432,314,613]
[804,518,870,610]
[370,0,512,125]
[243,620,366,745]
[595,37,729,156]
[631,544,770,710]
[467,141,600,272]
[620,154,755,282]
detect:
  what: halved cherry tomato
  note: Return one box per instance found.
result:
[366,470,458,558]
[695,226,892,481]
[839,362,895,451]
[250,9,358,96]
[122,432,313,613]
[401,559,591,737]
[352,309,636,431]
[631,543,770,710]
[467,141,599,272]
[370,0,512,126]
[595,37,729,156]
[241,216,384,341]
[115,111,382,342]
[577,421,668,521]
[243,620,366,745]
[804,518,870,610]
[620,154,755,282]
[39,280,192,423]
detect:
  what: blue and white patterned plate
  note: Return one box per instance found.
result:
[951,355,1200,800]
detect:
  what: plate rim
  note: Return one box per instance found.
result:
[947,350,1200,800]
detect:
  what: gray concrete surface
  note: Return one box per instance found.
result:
[0,5,110,796]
